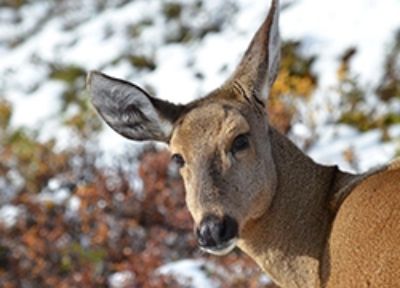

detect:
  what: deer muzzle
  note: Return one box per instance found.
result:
[196,214,238,256]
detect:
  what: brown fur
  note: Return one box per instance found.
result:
[170,87,277,226]
[324,166,400,288]
[88,0,400,286]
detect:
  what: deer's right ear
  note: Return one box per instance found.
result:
[87,71,185,143]
[228,0,280,105]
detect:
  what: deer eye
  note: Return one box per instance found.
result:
[231,133,250,154]
[171,153,185,168]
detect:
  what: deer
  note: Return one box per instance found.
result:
[87,0,400,287]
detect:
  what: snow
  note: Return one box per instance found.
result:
[158,259,218,288]
[108,270,136,288]
[10,81,66,128]
[146,44,201,104]
[1,0,400,284]
[0,205,23,228]
[281,0,400,88]
[308,124,400,172]
[1,0,399,167]
[158,258,273,288]
[37,187,71,205]
[33,179,81,215]
[67,195,81,214]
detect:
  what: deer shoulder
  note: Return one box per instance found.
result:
[324,161,400,287]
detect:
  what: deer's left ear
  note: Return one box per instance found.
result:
[228,0,280,104]
[87,71,185,143]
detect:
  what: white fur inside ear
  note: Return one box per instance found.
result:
[159,119,174,136]
[268,1,281,87]
[123,91,174,138]
[260,0,281,102]
[89,71,174,141]
[260,37,280,101]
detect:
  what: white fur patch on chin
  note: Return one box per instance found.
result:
[200,238,238,256]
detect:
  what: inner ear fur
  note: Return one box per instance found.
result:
[87,71,185,142]
[227,0,281,104]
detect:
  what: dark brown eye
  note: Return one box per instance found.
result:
[231,133,250,154]
[171,153,185,168]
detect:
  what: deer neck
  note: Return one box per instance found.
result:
[237,127,358,288]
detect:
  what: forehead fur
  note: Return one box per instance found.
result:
[170,97,251,155]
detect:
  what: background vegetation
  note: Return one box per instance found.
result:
[0,0,399,287]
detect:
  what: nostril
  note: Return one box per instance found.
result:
[196,214,238,248]
[197,215,219,247]
[220,215,238,242]
[197,225,214,247]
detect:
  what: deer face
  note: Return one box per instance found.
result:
[88,0,280,255]
[169,93,277,255]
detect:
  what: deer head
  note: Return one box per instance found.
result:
[88,0,280,256]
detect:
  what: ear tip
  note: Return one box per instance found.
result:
[86,70,101,90]
[270,0,280,16]
[268,0,279,19]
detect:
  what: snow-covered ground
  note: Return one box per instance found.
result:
[1,0,399,171]
[1,0,400,286]
[158,259,218,288]
[157,258,271,288]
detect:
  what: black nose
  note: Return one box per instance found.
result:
[196,214,238,248]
